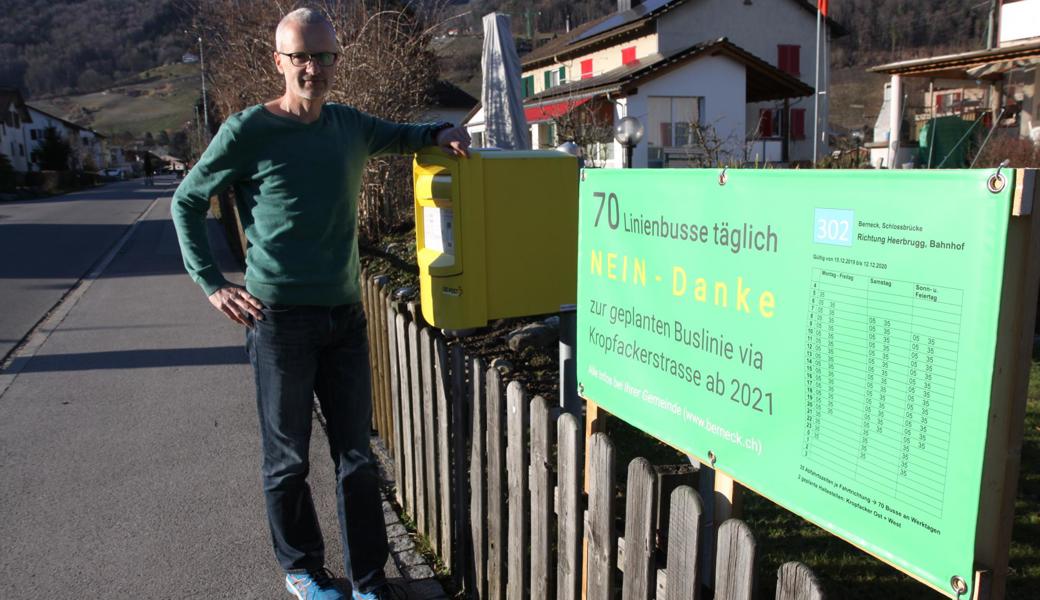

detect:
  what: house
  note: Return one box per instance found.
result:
[868,0,1040,168]
[421,80,478,128]
[0,88,33,172]
[23,105,106,172]
[465,0,843,167]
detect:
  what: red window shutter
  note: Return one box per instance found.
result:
[621,46,636,65]
[791,108,806,140]
[660,123,673,147]
[581,59,593,79]
[777,45,800,76]
[759,109,773,137]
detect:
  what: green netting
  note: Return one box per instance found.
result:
[918,116,980,168]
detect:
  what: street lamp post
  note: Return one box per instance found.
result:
[198,35,210,140]
[614,116,644,168]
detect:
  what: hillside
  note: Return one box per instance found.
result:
[32,63,201,139]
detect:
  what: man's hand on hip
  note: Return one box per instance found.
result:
[436,126,472,158]
[208,284,265,326]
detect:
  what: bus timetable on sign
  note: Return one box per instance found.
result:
[576,168,1015,598]
[804,269,962,523]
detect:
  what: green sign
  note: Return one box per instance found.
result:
[577,169,1013,598]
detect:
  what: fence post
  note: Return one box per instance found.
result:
[530,395,555,600]
[375,279,392,445]
[450,344,469,590]
[505,381,530,600]
[586,432,617,600]
[409,322,427,535]
[395,312,414,512]
[469,357,488,599]
[621,458,659,600]
[775,562,824,600]
[556,413,584,600]
[386,302,403,502]
[486,367,507,600]
[715,519,756,600]
[420,328,440,548]
[664,485,703,600]
[434,337,454,565]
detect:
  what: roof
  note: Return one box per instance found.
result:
[526,37,813,104]
[868,39,1040,79]
[0,88,32,126]
[522,0,846,69]
[429,80,478,109]
[24,104,104,138]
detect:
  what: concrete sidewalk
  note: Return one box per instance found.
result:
[0,184,444,598]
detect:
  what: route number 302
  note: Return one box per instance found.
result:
[813,208,855,247]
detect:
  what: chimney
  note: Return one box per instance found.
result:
[618,0,642,13]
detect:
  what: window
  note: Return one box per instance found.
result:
[19,143,24,156]
[935,91,962,113]
[522,75,535,98]
[30,129,37,140]
[791,108,806,140]
[777,45,800,76]
[758,109,775,137]
[581,59,593,79]
[621,46,637,65]
[648,96,703,149]
[544,67,566,90]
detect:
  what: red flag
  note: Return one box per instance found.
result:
[818,0,828,17]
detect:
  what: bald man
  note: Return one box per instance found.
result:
[172,7,469,600]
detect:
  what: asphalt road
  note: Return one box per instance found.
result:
[0,187,350,598]
[0,178,171,361]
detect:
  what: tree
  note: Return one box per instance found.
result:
[31,127,72,171]
[0,153,15,192]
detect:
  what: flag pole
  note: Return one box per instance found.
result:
[813,3,821,167]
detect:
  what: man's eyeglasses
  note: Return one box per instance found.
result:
[278,52,340,67]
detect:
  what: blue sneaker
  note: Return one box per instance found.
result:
[285,568,345,600]
[352,581,408,600]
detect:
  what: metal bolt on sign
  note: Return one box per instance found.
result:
[950,575,967,598]
[987,159,1009,194]
[718,167,728,186]
[707,450,717,466]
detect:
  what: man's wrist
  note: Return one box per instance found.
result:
[430,121,454,143]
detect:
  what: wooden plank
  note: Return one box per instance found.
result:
[529,395,554,600]
[665,485,703,600]
[362,274,377,431]
[421,328,440,549]
[505,381,530,600]
[386,303,403,504]
[974,169,1040,600]
[435,336,454,566]
[586,432,617,600]
[714,519,756,600]
[486,367,507,600]
[469,357,488,600]
[556,412,583,600]
[775,561,823,600]
[713,470,743,523]
[410,322,427,536]
[582,400,609,600]
[621,458,658,600]
[373,279,389,443]
[378,286,394,451]
[450,344,469,590]
[395,313,414,512]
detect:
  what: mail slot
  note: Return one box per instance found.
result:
[413,148,579,329]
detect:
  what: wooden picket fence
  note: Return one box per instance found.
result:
[361,272,824,600]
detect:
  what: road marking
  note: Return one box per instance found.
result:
[0,194,167,400]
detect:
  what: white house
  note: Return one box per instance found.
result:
[0,89,33,172]
[24,105,106,172]
[465,0,841,167]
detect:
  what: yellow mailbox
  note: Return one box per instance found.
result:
[412,148,579,329]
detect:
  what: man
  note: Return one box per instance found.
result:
[171,7,469,600]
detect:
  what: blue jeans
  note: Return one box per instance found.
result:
[245,302,388,593]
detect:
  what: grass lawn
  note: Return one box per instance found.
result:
[32,63,200,137]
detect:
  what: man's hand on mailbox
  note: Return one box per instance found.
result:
[436,126,472,158]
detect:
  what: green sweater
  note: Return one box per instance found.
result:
[171,103,440,305]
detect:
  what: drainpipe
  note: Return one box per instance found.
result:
[986,0,999,50]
